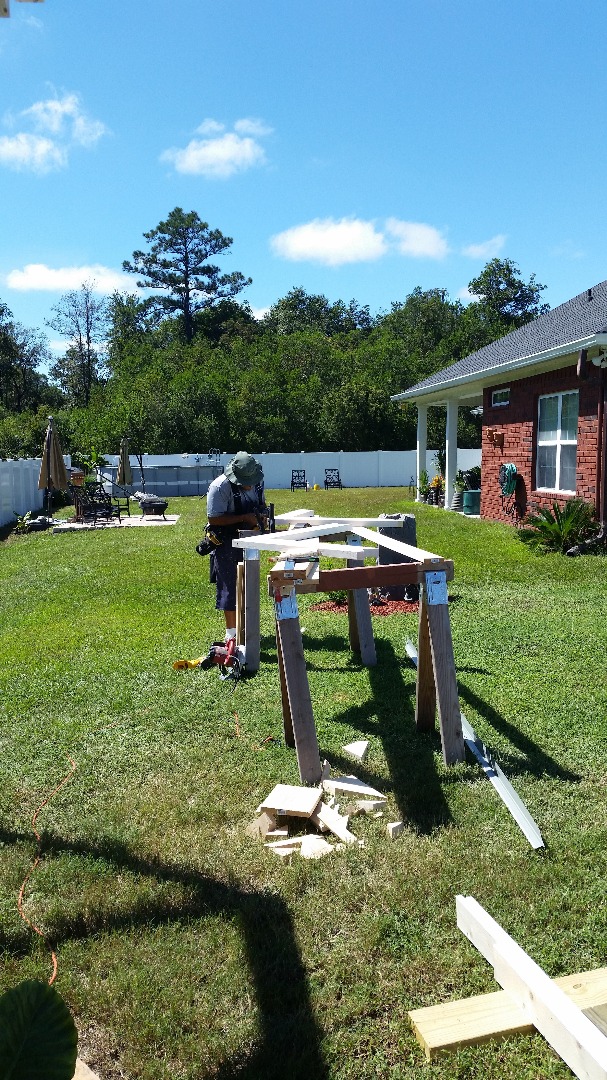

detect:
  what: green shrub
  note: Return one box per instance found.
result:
[518,498,597,554]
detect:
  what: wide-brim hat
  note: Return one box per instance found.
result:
[225,451,263,486]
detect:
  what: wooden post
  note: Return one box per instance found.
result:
[424,570,465,764]
[415,585,436,732]
[346,538,377,666]
[243,549,260,673]
[235,562,245,644]
[274,586,322,784]
[275,619,295,747]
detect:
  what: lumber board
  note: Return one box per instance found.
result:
[275,619,295,746]
[311,801,358,844]
[276,614,322,784]
[259,783,322,818]
[456,895,607,1080]
[322,775,385,799]
[409,968,607,1060]
[274,513,410,528]
[415,589,436,732]
[235,562,244,644]
[348,586,377,665]
[425,584,465,764]
[349,524,442,562]
[244,554,260,672]
[236,522,350,546]
[318,561,452,592]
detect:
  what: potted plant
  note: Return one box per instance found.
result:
[429,474,444,505]
[418,469,430,502]
[451,470,466,512]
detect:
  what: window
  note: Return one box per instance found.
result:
[491,388,510,407]
[536,391,578,492]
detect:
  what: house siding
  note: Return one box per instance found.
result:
[481,364,601,523]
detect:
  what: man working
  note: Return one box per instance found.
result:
[206,451,267,644]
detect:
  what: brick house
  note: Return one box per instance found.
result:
[391,281,607,524]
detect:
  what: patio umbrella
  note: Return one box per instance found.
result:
[116,437,133,488]
[38,416,68,519]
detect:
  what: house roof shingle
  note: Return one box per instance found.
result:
[395,279,607,399]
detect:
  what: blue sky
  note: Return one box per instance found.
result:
[2,0,607,353]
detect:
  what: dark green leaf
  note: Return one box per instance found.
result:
[0,980,78,1080]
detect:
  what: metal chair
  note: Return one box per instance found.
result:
[324,468,342,489]
[291,469,307,491]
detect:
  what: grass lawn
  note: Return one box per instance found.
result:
[2,488,607,1079]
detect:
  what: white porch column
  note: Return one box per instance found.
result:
[416,404,427,501]
[445,399,459,509]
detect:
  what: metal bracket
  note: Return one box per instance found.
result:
[425,570,448,605]
[274,589,299,621]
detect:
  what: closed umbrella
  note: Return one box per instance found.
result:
[38,416,68,520]
[117,437,133,487]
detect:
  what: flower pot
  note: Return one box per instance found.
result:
[463,489,481,515]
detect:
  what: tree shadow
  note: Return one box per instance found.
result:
[319,639,452,835]
[0,826,327,1080]
[458,683,581,783]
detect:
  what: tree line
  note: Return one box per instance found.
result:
[0,207,548,467]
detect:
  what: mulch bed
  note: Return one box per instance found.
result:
[309,599,419,616]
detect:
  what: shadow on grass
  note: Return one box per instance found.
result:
[0,826,327,1080]
[458,683,581,783]
[319,638,452,835]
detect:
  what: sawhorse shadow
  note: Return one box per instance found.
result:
[310,634,453,835]
[0,826,327,1080]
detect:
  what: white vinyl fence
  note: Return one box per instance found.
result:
[102,449,481,496]
[0,456,71,528]
[0,459,45,527]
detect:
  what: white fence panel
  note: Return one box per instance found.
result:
[0,458,66,527]
[102,449,481,492]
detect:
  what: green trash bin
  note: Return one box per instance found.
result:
[463,489,481,515]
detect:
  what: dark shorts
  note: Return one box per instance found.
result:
[210,542,243,611]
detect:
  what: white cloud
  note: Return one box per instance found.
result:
[0,92,108,173]
[251,306,270,321]
[6,263,131,293]
[196,118,225,136]
[271,217,387,266]
[385,219,449,259]
[161,117,271,178]
[457,286,476,303]
[0,132,66,173]
[234,117,273,137]
[462,234,506,259]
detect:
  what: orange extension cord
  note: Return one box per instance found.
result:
[17,755,77,985]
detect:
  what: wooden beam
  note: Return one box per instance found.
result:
[275,619,295,747]
[275,589,322,784]
[409,967,607,1060]
[274,513,411,528]
[415,587,436,732]
[243,551,260,673]
[347,539,376,666]
[318,561,453,592]
[456,895,607,1080]
[424,571,464,764]
[349,524,443,562]
[235,562,245,644]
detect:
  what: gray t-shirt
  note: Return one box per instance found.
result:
[206,474,264,518]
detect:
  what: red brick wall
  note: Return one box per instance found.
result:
[480,363,601,523]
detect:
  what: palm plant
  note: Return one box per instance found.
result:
[518,498,597,554]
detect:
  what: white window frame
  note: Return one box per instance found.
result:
[536,390,578,494]
[491,388,510,408]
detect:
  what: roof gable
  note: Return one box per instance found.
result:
[397,280,607,399]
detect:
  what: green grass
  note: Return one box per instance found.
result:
[2,489,607,1078]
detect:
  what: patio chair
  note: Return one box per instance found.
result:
[291,469,307,491]
[70,482,121,525]
[324,468,342,489]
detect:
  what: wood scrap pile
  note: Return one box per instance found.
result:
[247,765,405,860]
